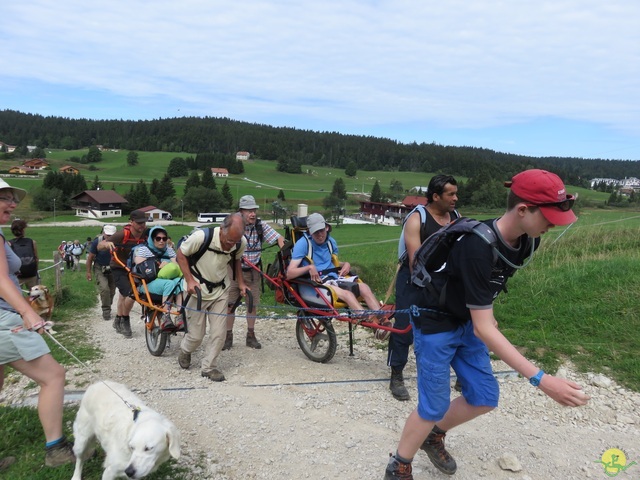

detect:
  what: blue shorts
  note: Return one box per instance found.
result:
[413,320,499,421]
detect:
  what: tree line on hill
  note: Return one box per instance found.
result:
[2,110,640,189]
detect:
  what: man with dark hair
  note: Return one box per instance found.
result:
[98,210,147,338]
[388,174,459,401]
[176,213,247,382]
[384,170,590,479]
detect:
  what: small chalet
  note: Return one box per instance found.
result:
[401,195,427,209]
[8,166,38,175]
[236,151,250,161]
[211,168,229,177]
[60,165,80,175]
[0,141,16,153]
[71,190,128,219]
[138,205,173,221]
[23,158,50,170]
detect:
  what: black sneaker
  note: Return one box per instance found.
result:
[113,315,122,333]
[420,430,457,475]
[120,316,132,338]
[45,438,75,467]
[384,454,413,479]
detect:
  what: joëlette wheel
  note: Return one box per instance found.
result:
[295,312,337,363]
[144,308,168,356]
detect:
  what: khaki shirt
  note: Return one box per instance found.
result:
[179,227,247,301]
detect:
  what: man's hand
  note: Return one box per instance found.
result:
[308,265,321,282]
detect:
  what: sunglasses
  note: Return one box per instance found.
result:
[527,195,575,212]
[0,196,19,204]
[154,236,167,241]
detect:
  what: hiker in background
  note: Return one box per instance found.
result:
[83,236,92,258]
[384,170,590,479]
[388,174,459,402]
[63,241,74,270]
[8,219,39,289]
[86,225,117,321]
[224,195,285,350]
[176,213,247,382]
[0,179,75,468]
[70,239,85,271]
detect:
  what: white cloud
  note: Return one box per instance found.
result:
[2,0,640,145]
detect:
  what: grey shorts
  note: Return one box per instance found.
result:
[0,309,50,364]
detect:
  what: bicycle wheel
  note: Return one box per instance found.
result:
[144,308,168,356]
[295,312,337,363]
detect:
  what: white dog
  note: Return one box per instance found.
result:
[71,381,181,480]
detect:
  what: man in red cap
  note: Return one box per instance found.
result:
[384,169,590,480]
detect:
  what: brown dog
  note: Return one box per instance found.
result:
[28,284,55,326]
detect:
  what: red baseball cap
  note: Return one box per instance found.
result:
[505,169,577,226]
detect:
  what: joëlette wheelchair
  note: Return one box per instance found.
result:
[111,250,201,357]
[241,215,411,363]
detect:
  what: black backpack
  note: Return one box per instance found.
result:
[176,227,241,293]
[411,217,534,306]
[9,237,38,278]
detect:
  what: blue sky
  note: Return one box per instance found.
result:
[2,1,639,160]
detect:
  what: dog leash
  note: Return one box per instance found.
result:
[12,325,142,420]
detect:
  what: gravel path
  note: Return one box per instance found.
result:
[2,294,639,479]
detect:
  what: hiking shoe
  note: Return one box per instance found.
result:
[113,315,122,333]
[420,430,457,475]
[222,331,233,350]
[375,320,393,341]
[120,316,132,338]
[0,456,16,471]
[178,350,191,369]
[390,368,410,401]
[384,454,413,480]
[201,368,225,382]
[102,311,111,321]
[246,331,262,349]
[174,318,186,332]
[160,313,176,332]
[45,438,75,467]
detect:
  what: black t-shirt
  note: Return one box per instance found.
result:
[419,219,539,333]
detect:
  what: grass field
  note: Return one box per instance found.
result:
[3,147,612,212]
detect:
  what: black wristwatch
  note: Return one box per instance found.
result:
[529,370,544,387]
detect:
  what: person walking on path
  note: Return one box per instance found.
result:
[176,213,247,382]
[0,179,75,469]
[98,210,147,338]
[388,174,459,401]
[86,225,117,320]
[8,219,39,289]
[384,170,590,479]
[224,195,285,350]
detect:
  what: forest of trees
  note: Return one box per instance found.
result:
[1,109,640,190]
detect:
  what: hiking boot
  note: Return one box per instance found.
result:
[384,454,413,480]
[420,429,457,475]
[222,330,233,350]
[178,350,191,369]
[45,438,75,467]
[102,310,111,321]
[246,330,262,349]
[120,316,132,338]
[201,368,225,382]
[113,315,122,333]
[390,368,410,401]
[160,313,176,332]
[453,379,462,392]
[0,456,16,471]
[374,320,393,341]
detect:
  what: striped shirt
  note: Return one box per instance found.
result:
[242,221,281,265]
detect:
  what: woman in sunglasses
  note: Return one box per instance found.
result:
[133,226,184,332]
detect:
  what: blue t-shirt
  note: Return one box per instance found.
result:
[291,234,339,278]
[0,229,24,313]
